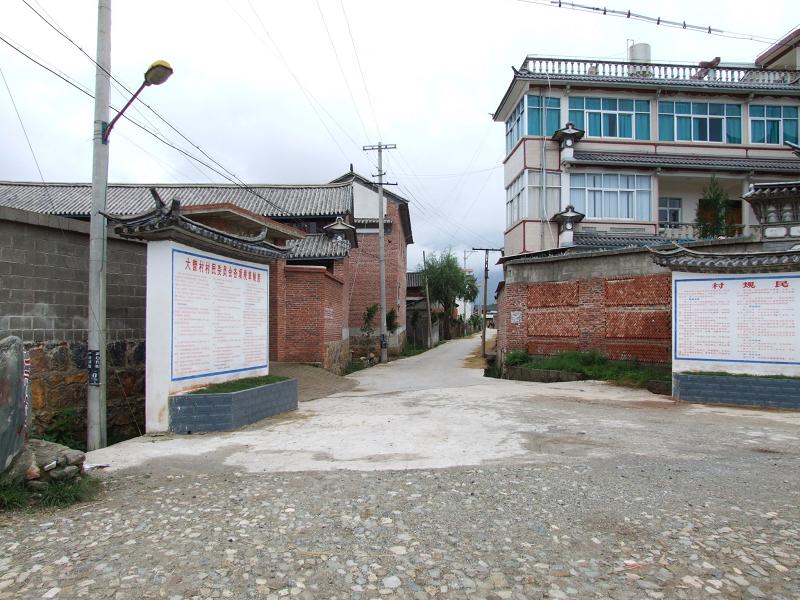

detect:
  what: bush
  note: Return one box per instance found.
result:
[386,308,398,333]
[36,407,85,452]
[504,349,531,367]
[504,350,669,388]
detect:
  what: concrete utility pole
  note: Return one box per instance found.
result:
[87,0,112,451]
[472,247,503,358]
[362,142,396,363]
[422,250,434,349]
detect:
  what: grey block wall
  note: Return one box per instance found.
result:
[674,373,800,409]
[0,207,146,343]
[169,378,298,433]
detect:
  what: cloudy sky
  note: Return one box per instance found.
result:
[1,0,797,298]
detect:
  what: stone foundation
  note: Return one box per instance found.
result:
[27,340,145,446]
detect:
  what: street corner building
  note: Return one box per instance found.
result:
[491,29,800,375]
[0,169,413,443]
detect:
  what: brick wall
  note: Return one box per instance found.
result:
[283,265,349,373]
[499,250,673,364]
[347,199,408,346]
[0,208,146,443]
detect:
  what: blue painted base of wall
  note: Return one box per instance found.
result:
[674,373,800,409]
[169,378,298,433]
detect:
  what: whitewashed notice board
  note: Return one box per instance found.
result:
[672,271,800,377]
[145,240,270,432]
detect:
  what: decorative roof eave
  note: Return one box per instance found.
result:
[568,152,800,174]
[512,70,800,95]
[649,244,800,273]
[107,198,288,262]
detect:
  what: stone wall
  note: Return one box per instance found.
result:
[1,208,146,445]
[0,336,28,472]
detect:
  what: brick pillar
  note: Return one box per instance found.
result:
[269,258,287,362]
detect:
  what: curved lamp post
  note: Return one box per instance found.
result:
[87,46,173,450]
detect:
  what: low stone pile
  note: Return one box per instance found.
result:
[1,439,86,491]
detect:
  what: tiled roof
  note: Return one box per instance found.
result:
[570,152,800,173]
[354,217,394,225]
[286,234,350,260]
[0,182,353,218]
[573,232,672,249]
[406,272,424,287]
[650,245,800,273]
[743,181,800,200]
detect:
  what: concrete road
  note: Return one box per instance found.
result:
[87,334,800,474]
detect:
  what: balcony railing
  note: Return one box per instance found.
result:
[659,222,747,240]
[520,57,800,88]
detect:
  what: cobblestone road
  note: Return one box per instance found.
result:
[2,337,798,599]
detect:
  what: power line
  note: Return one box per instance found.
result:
[339,0,382,138]
[21,0,249,186]
[513,0,778,44]
[0,30,341,233]
[315,0,370,142]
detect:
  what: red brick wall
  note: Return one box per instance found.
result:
[280,266,348,370]
[347,200,408,337]
[500,273,672,364]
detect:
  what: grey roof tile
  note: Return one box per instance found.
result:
[0,182,353,218]
[571,152,800,173]
[573,232,690,249]
[286,234,350,259]
[650,246,800,272]
[406,272,423,287]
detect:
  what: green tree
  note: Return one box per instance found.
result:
[419,251,479,339]
[696,176,731,239]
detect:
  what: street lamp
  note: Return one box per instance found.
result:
[87,49,173,450]
[103,61,173,142]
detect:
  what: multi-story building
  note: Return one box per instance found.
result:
[493,29,800,258]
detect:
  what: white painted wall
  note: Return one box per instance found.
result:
[146,240,271,433]
[353,180,386,220]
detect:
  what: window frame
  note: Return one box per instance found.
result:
[658,197,682,225]
[749,103,799,145]
[658,101,742,144]
[569,172,652,221]
[569,96,650,141]
[505,172,526,228]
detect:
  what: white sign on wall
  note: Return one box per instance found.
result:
[146,240,270,432]
[672,271,800,377]
[171,248,269,381]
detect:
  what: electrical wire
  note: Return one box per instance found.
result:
[315,0,371,142]
[513,0,778,44]
[339,0,382,139]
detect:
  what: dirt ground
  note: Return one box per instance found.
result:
[269,362,357,402]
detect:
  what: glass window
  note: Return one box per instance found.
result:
[527,95,561,137]
[505,172,526,227]
[659,101,741,143]
[569,172,651,220]
[749,104,799,145]
[658,197,682,224]
[505,97,524,154]
[570,96,650,140]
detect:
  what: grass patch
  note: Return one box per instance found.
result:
[506,350,670,388]
[343,360,370,375]
[400,344,427,358]
[0,476,101,511]
[189,375,288,394]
